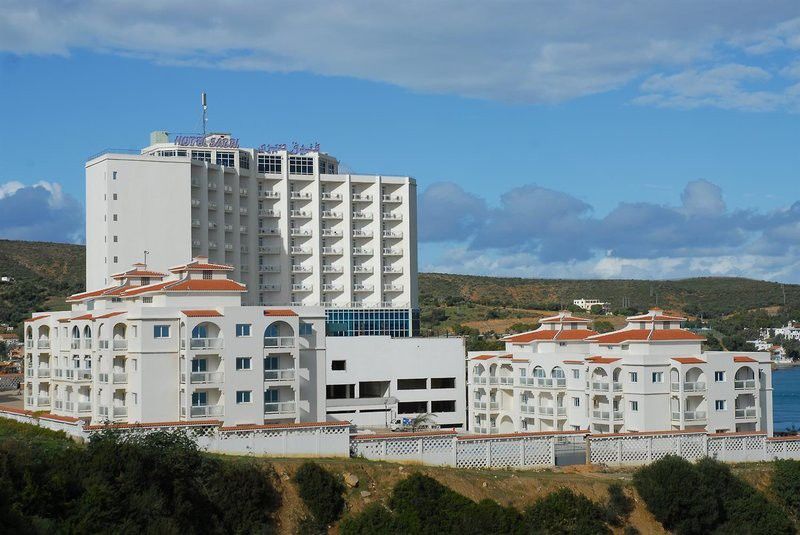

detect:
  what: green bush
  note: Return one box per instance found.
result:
[771,459,800,516]
[634,456,795,535]
[339,503,400,535]
[521,488,611,535]
[293,461,346,526]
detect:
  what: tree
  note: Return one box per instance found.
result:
[411,412,437,431]
[593,321,615,334]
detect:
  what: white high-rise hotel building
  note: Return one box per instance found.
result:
[86,131,418,337]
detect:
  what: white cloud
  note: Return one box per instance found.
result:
[1,1,799,107]
[0,181,83,243]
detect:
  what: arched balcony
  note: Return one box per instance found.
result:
[83,325,92,349]
[735,393,757,420]
[264,321,295,349]
[735,366,756,390]
[551,366,566,388]
[112,323,127,351]
[590,368,610,392]
[498,364,514,386]
[25,326,33,349]
[190,322,223,350]
[612,368,623,392]
[36,325,50,350]
[472,364,487,385]
[70,326,80,350]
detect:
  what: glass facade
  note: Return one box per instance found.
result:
[325,308,420,337]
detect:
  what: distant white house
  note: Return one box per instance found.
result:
[0,276,14,283]
[573,298,610,313]
[760,321,800,342]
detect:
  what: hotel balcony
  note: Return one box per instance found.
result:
[290,246,312,255]
[259,228,281,236]
[352,211,373,220]
[473,400,487,410]
[259,265,280,272]
[322,229,343,237]
[382,230,403,238]
[264,337,296,349]
[98,405,128,420]
[290,228,312,237]
[240,188,248,196]
[260,190,280,199]
[36,368,51,379]
[223,185,233,193]
[25,340,33,349]
[382,194,403,203]
[735,379,757,390]
[64,369,92,382]
[352,193,372,202]
[224,204,233,213]
[323,265,343,273]
[322,247,343,255]
[352,230,373,238]
[290,210,312,218]
[260,209,280,217]
[181,371,224,384]
[591,381,610,392]
[292,284,313,292]
[323,284,344,292]
[382,212,403,221]
[735,407,758,419]
[291,265,312,273]
[259,246,280,254]
[322,210,343,219]
[36,396,51,407]
[383,266,403,274]
[321,192,343,200]
[182,404,224,418]
[383,284,404,292]
[290,192,312,200]
[382,248,403,256]
[671,410,707,422]
[259,284,281,292]
[239,207,248,215]
[208,183,217,191]
[353,284,374,292]
[264,401,296,415]
[208,201,218,210]
[671,381,707,393]
[353,247,373,255]
[540,406,568,418]
[353,266,373,273]
[188,338,224,350]
[191,199,201,207]
[192,219,201,228]
[70,340,80,349]
[472,376,487,385]
[112,339,128,351]
[264,369,296,383]
[519,377,567,389]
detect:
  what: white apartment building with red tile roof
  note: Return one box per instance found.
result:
[468,310,773,436]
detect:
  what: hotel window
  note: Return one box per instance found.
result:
[572,369,580,379]
[629,371,638,383]
[235,324,251,337]
[235,357,252,370]
[113,193,117,200]
[431,400,455,413]
[652,371,664,383]
[239,153,250,169]
[112,171,117,180]
[113,235,118,242]
[331,360,346,371]
[216,152,235,167]
[715,400,727,411]
[630,401,639,411]
[431,378,455,389]
[192,151,211,162]
[113,256,118,263]
[714,371,726,382]
[398,378,427,390]
[153,325,170,338]
[299,322,313,336]
[142,297,153,303]
[131,393,138,405]
[236,391,252,404]
[257,154,282,174]
[663,322,671,329]
[112,214,118,221]
[202,270,212,280]
[289,156,313,175]
[573,397,581,407]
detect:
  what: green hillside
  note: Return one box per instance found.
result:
[420,272,800,319]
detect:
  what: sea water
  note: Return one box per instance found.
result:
[773,366,800,433]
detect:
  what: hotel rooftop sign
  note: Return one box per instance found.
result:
[174,135,240,149]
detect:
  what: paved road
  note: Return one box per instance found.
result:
[0,391,23,408]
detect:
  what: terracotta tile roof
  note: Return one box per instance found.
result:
[471,354,505,361]
[101,284,132,297]
[121,280,174,296]
[511,358,529,363]
[458,429,588,441]
[93,311,126,319]
[540,314,590,323]
[220,421,351,432]
[111,268,168,280]
[585,356,621,364]
[734,356,758,363]
[67,285,118,302]
[169,258,234,273]
[0,405,34,416]
[165,279,246,292]
[182,309,223,317]
[39,413,81,423]
[589,328,704,344]
[672,357,706,364]
[555,329,598,340]
[562,360,584,364]
[502,330,557,342]
[72,313,94,321]
[24,315,49,322]
[627,311,686,322]
[264,309,298,317]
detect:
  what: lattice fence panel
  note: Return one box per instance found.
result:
[489,439,523,468]
[386,438,421,458]
[352,440,385,460]
[456,440,489,469]
[423,436,454,454]
[523,437,553,466]
[708,437,724,457]
[651,436,679,461]
[589,439,620,465]
[679,435,707,460]
[621,437,650,464]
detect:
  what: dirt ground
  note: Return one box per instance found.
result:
[265,457,669,534]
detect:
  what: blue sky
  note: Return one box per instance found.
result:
[1,1,799,281]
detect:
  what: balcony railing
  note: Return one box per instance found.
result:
[472,376,487,385]
[98,340,109,349]
[84,339,93,349]
[671,381,707,392]
[112,340,128,351]
[189,338,223,350]
[70,340,80,349]
[37,396,50,406]
[113,373,128,384]
[65,369,92,381]
[264,401,296,414]
[735,379,756,390]
[473,401,486,410]
[113,406,128,418]
[264,369,295,382]
[37,339,51,349]
[264,337,296,349]
[188,371,224,384]
[591,381,610,391]
[37,368,51,379]
[671,410,707,421]
[735,407,757,419]
[77,402,92,413]
[183,404,224,417]
[25,340,33,349]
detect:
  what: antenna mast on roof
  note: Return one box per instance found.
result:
[201,92,208,137]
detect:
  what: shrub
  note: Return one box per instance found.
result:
[771,459,800,516]
[604,483,633,525]
[339,503,400,535]
[389,473,474,534]
[293,461,346,526]
[521,487,611,535]
[633,455,721,534]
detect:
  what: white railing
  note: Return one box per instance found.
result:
[352,230,373,237]
[264,369,295,382]
[672,410,707,421]
[292,284,312,292]
[353,266,373,273]
[37,339,51,349]
[259,284,281,291]
[112,340,127,351]
[261,190,280,199]
[113,406,128,418]
[672,381,707,392]
[190,371,224,384]
[37,396,50,406]
[77,402,92,413]
[264,337,296,349]
[264,401,296,414]
[70,340,80,349]
[352,193,372,201]
[184,405,224,417]
[735,407,757,419]
[322,284,343,292]
[189,338,223,350]
[383,284,403,292]
[613,382,623,392]
[37,368,51,378]
[322,229,342,237]
[322,210,342,218]
[112,373,128,384]
[98,339,109,349]
[382,212,402,220]
[473,401,487,410]
[382,194,402,202]
[735,379,756,390]
[472,376,486,385]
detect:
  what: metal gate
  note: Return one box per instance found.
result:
[554,435,586,466]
